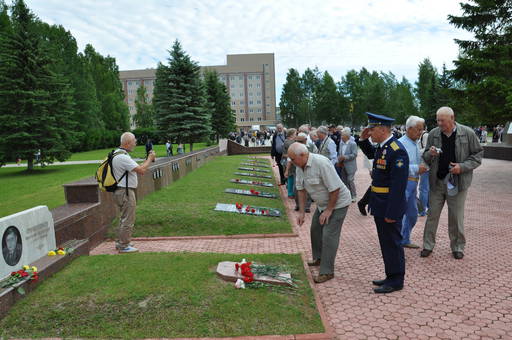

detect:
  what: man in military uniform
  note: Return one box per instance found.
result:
[358,112,409,294]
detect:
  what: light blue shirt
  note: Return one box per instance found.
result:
[398,135,421,178]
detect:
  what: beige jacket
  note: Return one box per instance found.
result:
[422,122,483,191]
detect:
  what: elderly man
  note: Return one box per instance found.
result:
[398,116,428,249]
[358,112,409,293]
[317,126,338,165]
[271,123,287,185]
[112,132,156,253]
[420,107,483,260]
[290,142,352,283]
[337,127,358,202]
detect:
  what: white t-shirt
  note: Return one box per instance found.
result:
[112,149,139,189]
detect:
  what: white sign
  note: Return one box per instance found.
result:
[0,206,55,279]
[507,123,512,134]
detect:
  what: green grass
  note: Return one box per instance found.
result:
[68,142,209,161]
[0,253,324,339]
[117,155,291,237]
[0,164,99,217]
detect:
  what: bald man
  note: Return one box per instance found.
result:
[289,142,352,283]
[421,107,483,260]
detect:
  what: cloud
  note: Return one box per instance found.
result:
[24,0,473,98]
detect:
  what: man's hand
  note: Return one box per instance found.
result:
[338,155,345,162]
[449,162,461,174]
[148,150,156,161]
[429,146,440,157]
[296,212,305,226]
[360,127,371,140]
[319,209,333,225]
[418,164,428,175]
[384,218,396,223]
[284,169,289,178]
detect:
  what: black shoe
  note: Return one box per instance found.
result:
[453,251,464,260]
[307,259,321,266]
[305,208,311,213]
[372,279,386,286]
[374,285,403,294]
[357,201,367,216]
[420,249,432,257]
[294,206,299,211]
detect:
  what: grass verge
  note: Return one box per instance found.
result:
[112,155,291,237]
[0,253,324,339]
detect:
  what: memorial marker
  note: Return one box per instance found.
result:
[230,178,274,187]
[240,163,270,168]
[216,261,292,286]
[224,188,276,199]
[0,206,56,279]
[238,167,270,173]
[234,172,272,179]
[214,203,281,217]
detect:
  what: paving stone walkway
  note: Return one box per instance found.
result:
[91,153,512,340]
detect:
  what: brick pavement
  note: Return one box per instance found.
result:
[92,153,512,340]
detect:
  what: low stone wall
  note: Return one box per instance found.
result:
[52,145,225,250]
[227,139,271,155]
[483,144,512,161]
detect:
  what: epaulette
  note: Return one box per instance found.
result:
[390,141,399,151]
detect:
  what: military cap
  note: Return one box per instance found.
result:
[366,112,395,126]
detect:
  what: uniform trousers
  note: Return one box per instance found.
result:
[423,177,468,253]
[113,188,136,248]
[311,206,348,275]
[374,216,405,287]
[401,180,419,245]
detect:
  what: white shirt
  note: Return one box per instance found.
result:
[339,140,349,156]
[112,149,139,189]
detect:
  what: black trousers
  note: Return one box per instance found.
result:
[374,216,405,288]
[359,186,371,207]
[274,153,286,184]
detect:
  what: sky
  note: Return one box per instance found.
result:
[24,0,473,100]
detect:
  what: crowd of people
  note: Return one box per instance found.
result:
[272,106,483,293]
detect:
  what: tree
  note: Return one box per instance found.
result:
[449,0,512,124]
[0,0,77,169]
[415,58,439,125]
[301,67,321,125]
[279,68,303,127]
[153,40,210,151]
[314,71,341,124]
[203,69,234,142]
[133,84,155,128]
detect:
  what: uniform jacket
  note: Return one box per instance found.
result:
[422,122,483,191]
[358,137,409,220]
[338,140,358,175]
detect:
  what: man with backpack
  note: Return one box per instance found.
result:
[112,132,156,253]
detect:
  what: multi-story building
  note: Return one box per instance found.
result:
[119,53,277,131]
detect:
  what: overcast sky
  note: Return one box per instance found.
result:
[25,0,472,99]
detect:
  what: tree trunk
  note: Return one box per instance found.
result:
[190,142,193,152]
[27,158,34,171]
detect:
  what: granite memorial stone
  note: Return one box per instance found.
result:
[230,178,274,187]
[214,203,281,217]
[224,188,276,198]
[234,172,272,179]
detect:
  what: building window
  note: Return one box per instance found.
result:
[257,92,261,96]
[241,118,245,122]
[249,100,253,105]
[240,109,244,113]
[256,75,260,80]
[239,76,243,80]
[240,92,243,97]
[249,92,253,96]
[257,108,262,112]
[257,100,261,104]
[248,75,252,80]
[250,109,254,113]
[248,84,252,88]
[240,100,244,105]
[250,117,254,121]
[232,101,236,105]
[231,84,235,88]
[258,117,262,121]
[240,84,243,88]
[232,109,236,113]
[256,84,260,88]
[230,76,235,81]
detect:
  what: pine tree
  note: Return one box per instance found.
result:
[154,40,211,151]
[449,0,512,124]
[279,68,303,127]
[0,0,76,169]
[204,69,234,142]
[134,84,155,128]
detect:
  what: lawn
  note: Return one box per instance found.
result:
[68,142,209,161]
[0,253,324,339]
[0,164,99,218]
[115,155,292,237]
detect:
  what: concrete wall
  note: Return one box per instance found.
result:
[227,139,271,155]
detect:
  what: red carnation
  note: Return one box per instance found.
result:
[235,263,239,271]
[243,276,254,283]
[10,272,16,276]
[251,209,255,213]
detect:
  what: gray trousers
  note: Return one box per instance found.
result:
[341,168,357,199]
[423,178,468,253]
[311,206,348,275]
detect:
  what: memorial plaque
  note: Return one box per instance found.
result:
[224,188,276,199]
[243,159,268,164]
[234,172,272,179]
[238,167,270,173]
[0,206,56,279]
[240,163,270,168]
[230,178,274,187]
[214,203,281,217]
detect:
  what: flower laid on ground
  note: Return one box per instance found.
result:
[0,265,39,295]
[48,247,74,256]
[233,259,298,289]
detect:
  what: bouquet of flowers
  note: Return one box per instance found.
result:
[0,265,39,295]
[233,258,297,289]
[48,246,74,256]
